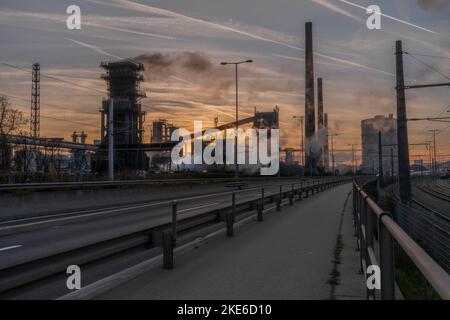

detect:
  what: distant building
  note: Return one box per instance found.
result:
[361,114,397,175]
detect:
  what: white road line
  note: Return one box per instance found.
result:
[179,203,219,214]
[0,245,22,252]
[0,200,172,226]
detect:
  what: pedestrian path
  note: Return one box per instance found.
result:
[98,183,366,300]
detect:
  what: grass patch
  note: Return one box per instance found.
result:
[395,244,440,300]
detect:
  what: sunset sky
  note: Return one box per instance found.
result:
[0,0,449,165]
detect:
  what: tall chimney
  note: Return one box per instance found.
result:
[324,113,329,169]
[318,78,324,129]
[318,78,324,168]
[305,22,316,172]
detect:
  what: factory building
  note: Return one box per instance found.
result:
[361,114,398,175]
[94,61,148,173]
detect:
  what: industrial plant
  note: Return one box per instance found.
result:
[0,22,336,182]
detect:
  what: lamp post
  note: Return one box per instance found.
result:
[221,60,253,180]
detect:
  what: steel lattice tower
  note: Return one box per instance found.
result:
[30,63,40,139]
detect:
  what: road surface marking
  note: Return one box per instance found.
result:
[179,203,219,214]
[0,245,22,252]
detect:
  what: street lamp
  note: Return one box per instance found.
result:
[220,59,253,180]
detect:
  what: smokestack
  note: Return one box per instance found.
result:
[318,78,324,129]
[305,22,316,172]
[318,78,324,168]
[324,113,329,169]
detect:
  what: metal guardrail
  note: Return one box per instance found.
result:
[0,176,319,192]
[353,180,450,300]
[160,177,351,268]
[0,178,238,192]
[0,177,351,295]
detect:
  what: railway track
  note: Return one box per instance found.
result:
[416,183,450,203]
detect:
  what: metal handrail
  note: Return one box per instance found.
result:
[353,180,450,300]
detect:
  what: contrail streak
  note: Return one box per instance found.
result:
[314,52,395,77]
[85,0,393,77]
[101,0,305,51]
[309,0,363,22]
[339,0,440,35]
[65,38,124,60]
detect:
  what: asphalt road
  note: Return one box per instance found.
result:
[0,179,303,271]
[98,183,355,300]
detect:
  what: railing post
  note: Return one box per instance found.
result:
[163,230,174,269]
[172,201,178,246]
[379,214,395,300]
[365,199,374,252]
[226,212,234,237]
[359,193,367,273]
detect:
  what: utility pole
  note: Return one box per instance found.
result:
[395,41,412,203]
[390,148,395,181]
[108,99,114,181]
[395,41,450,201]
[429,130,439,178]
[426,141,433,177]
[348,144,357,175]
[378,132,384,188]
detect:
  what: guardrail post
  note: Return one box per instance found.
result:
[172,201,178,246]
[163,230,174,269]
[226,212,234,237]
[298,183,303,201]
[232,192,236,222]
[277,185,282,211]
[379,214,395,300]
[261,187,265,212]
[289,184,294,205]
[257,201,263,221]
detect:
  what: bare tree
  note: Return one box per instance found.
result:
[0,96,27,173]
[0,96,27,136]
